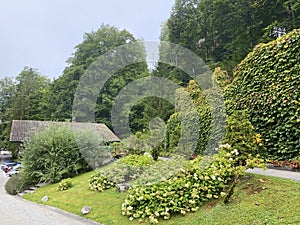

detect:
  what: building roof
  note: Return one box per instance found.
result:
[9,120,120,143]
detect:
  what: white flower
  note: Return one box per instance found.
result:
[220,143,231,149]
[220,192,227,197]
[231,149,239,155]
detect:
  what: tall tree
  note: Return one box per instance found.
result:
[10,67,50,121]
[167,0,300,73]
[48,25,149,130]
[0,68,50,156]
[0,77,16,147]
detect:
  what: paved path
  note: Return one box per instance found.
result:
[247,167,300,182]
[0,172,101,225]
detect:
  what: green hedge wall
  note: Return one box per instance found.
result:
[225,29,300,159]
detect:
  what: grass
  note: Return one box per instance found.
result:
[23,172,300,225]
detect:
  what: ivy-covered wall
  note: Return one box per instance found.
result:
[225,29,300,159]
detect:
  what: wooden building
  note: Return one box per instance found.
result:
[9,120,120,143]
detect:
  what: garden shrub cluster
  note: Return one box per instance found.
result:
[134,155,187,185]
[118,154,155,167]
[121,145,263,223]
[89,154,157,191]
[165,68,229,158]
[89,172,116,192]
[225,29,300,159]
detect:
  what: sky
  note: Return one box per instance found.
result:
[0,0,175,79]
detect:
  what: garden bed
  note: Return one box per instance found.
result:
[268,160,300,172]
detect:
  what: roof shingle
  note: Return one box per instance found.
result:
[9,120,120,143]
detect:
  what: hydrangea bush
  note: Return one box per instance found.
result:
[121,144,264,223]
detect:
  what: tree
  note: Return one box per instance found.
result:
[48,25,149,130]
[0,77,16,148]
[167,0,300,73]
[10,67,50,121]
[0,68,50,156]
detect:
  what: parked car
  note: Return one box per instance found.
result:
[7,163,23,177]
[0,150,11,155]
[1,161,21,173]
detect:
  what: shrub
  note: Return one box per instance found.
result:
[89,172,116,192]
[223,110,264,164]
[135,155,187,185]
[57,178,73,191]
[121,145,264,223]
[165,72,228,157]
[225,29,300,159]
[89,154,157,191]
[5,174,23,195]
[20,124,90,186]
[122,132,151,155]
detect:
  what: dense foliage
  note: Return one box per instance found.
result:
[167,0,300,72]
[48,24,149,129]
[21,125,90,185]
[165,80,211,157]
[0,68,51,156]
[121,145,263,224]
[223,110,264,163]
[89,154,156,192]
[226,29,300,159]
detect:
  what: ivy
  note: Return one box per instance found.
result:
[226,29,300,159]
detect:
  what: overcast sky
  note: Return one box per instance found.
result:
[0,0,174,79]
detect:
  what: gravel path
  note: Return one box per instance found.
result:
[0,173,102,225]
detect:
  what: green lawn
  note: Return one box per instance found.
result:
[23,171,300,225]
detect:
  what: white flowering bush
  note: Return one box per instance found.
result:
[57,178,73,191]
[121,144,264,223]
[89,172,116,192]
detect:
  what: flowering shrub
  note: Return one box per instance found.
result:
[89,172,116,192]
[57,178,73,191]
[121,144,264,223]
